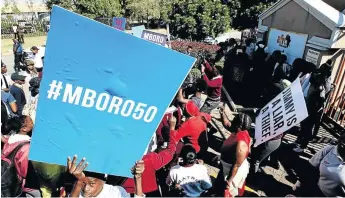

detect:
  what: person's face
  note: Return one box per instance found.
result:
[31,49,38,55]
[81,177,104,198]
[1,66,7,74]
[187,48,192,54]
[27,64,35,71]
[13,39,17,44]
[20,116,33,133]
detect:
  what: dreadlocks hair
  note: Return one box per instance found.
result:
[232,113,252,131]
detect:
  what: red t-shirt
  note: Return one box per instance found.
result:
[175,113,211,153]
[122,130,178,194]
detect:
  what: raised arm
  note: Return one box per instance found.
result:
[204,60,213,72]
[220,108,231,128]
[150,130,178,171]
[133,161,145,197]
[177,88,189,104]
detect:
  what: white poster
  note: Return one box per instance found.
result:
[305,49,320,65]
[254,79,308,147]
[267,28,308,65]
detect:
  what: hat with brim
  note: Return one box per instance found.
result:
[11,73,26,81]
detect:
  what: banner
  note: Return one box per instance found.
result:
[267,28,308,65]
[305,49,320,65]
[132,25,145,38]
[112,17,126,31]
[29,6,195,177]
[254,79,308,147]
[141,30,167,46]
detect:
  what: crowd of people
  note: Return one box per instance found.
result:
[1,36,344,198]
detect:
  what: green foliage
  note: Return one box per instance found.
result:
[2,0,20,13]
[169,0,230,41]
[45,0,122,19]
[229,0,278,30]
[44,0,279,37]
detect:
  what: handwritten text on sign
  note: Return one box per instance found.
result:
[254,79,308,146]
[141,30,167,46]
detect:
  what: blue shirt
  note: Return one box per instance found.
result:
[9,85,26,115]
[14,43,23,53]
[1,91,17,117]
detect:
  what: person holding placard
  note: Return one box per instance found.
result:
[67,156,145,197]
[294,62,332,153]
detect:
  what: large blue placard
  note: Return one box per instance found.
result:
[29,6,195,177]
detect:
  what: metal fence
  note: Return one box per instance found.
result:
[1,17,48,39]
[324,49,345,130]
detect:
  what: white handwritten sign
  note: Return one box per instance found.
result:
[254,79,308,146]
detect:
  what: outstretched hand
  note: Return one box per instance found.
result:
[67,155,88,181]
[169,115,177,130]
[132,160,145,179]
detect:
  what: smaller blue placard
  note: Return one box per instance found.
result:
[112,17,126,31]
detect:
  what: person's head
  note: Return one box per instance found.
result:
[1,61,7,74]
[337,134,345,161]
[180,144,197,166]
[195,78,207,93]
[231,113,252,133]
[187,46,193,54]
[272,66,285,82]
[272,50,282,62]
[12,39,18,44]
[212,65,221,77]
[318,62,332,78]
[245,38,253,46]
[279,54,287,64]
[81,172,107,197]
[184,101,200,117]
[25,59,36,72]
[11,73,26,85]
[19,116,33,134]
[29,77,41,97]
[31,46,39,55]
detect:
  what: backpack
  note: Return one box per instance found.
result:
[1,142,30,197]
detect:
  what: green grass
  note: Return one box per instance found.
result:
[1,36,47,55]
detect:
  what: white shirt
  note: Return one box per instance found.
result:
[33,51,44,69]
[79,184,130,198]
[310,145,345,196]
[167,164,212,197]
[1,73,12,89]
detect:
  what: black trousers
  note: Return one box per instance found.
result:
[299,110,323,148]
[14,53,23,71]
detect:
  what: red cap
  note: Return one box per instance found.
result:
[185,101,200,117]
